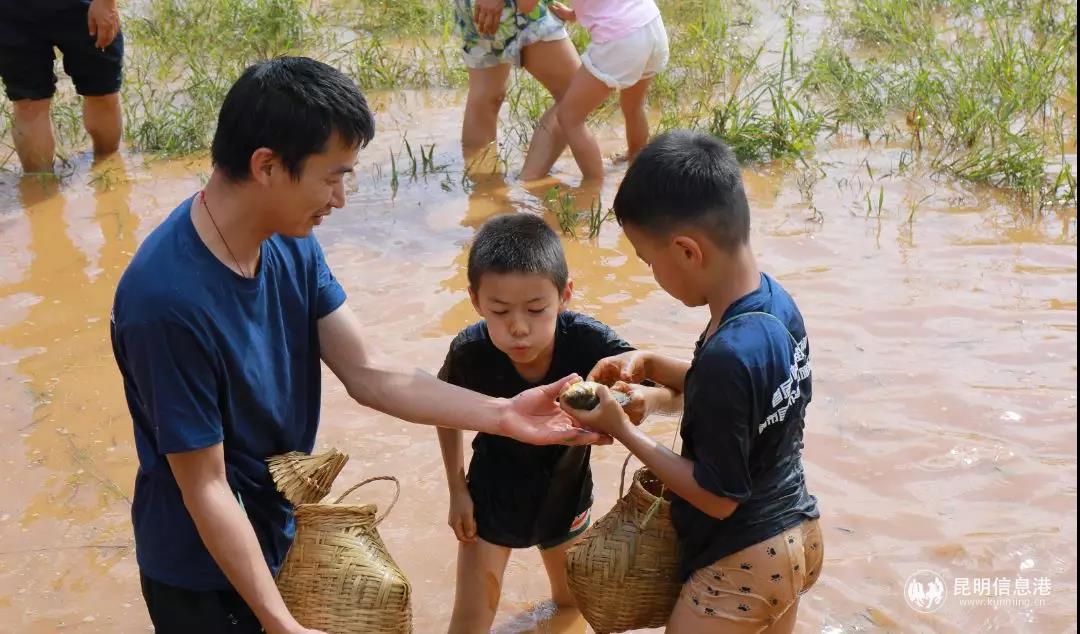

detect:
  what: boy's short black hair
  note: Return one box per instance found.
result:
[468,214,569,292]
[613,130,750,250]
[211,56,375,182]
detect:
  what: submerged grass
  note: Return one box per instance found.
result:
[544,186,610,239]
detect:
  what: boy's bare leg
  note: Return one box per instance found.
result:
[555,67,611,182]
[449,538,513,634]
[538,539,578,607]
[462,64,512,159]
[618,77,653,162]
[83,93,122,157]
[12,98,55,173]
[518,38,580,181]
[666,595,800,634]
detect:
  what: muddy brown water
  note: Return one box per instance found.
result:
[0,89,1075,633]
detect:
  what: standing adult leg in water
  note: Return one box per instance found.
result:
[455,0,578,175]
[0,0,123,173]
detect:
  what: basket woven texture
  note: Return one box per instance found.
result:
[566,457,681,633]
[276,477,413,633]
[267,449,349,506]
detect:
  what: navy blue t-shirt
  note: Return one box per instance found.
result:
[671,273,820,579]
[110,196,346,591]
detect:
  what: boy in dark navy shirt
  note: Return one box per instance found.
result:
[437,213,679,632]
[569,130,822,634]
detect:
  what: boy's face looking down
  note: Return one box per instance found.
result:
[623,221,712,308]
[470,272,572,370]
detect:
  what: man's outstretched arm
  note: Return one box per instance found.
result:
[317,302,606,446]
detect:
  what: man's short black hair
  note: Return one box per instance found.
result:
[468,214,569,293]
[613,130,750,250]
[211,56,375,182]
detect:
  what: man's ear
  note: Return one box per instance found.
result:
[249,148,278,186]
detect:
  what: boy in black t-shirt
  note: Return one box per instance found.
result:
[437,213,679,632]
[568,131,822,634]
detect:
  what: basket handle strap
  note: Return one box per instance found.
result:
[333,476,401,526]
[618,413,683,519]
[618,453,634,498]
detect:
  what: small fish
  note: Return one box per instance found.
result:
[558,381,630,410]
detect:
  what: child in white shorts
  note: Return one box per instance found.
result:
[549,0,669,180]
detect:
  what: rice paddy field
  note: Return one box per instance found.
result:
[0,0,1075,632]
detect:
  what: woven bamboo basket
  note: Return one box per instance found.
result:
[267,448,349,506]
[566,456,681,633]
[277,477,412,633]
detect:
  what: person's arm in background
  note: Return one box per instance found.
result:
[517,0,541,13]
[473,0,504,35]
[168,446,325,634]
[548,1,577,21]
[87,0,121,48]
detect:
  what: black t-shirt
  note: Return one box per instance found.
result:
[671,273,820,579]
[438,311,634,548]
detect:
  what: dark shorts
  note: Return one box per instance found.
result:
[467,438,594,549]
[140,572,263,634]
[0,4,124,101]
[536,508,591,550]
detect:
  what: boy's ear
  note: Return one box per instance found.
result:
[560,278,574,306]
[671,234,705,268]
[468,287,481,312]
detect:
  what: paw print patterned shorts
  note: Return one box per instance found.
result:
[681,519,824,629]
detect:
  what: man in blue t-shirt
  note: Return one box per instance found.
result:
[110,57,603,634]
[569,131,821,633]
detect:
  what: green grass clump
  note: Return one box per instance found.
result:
[828,0,1076,200]
[123,0,324,155]
[327,0,453,37]
[545,187,610,239]
[803,45,893,139]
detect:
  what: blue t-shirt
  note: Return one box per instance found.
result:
[671,273,820,579]
[110,196,346,591]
